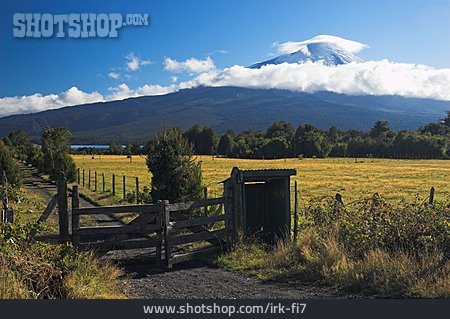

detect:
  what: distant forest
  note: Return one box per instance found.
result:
[66,111,450,160]
[3,111,449,160]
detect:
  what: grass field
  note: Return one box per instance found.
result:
[72,155,450,206]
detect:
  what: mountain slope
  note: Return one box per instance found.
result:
[0,87,447,144]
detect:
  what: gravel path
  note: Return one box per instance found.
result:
[20,163,355,299]
[122,260,355,299]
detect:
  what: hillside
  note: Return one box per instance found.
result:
[0,87,448,144]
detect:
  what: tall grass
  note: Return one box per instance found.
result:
[217,196,450,298]
[0,223,126,299]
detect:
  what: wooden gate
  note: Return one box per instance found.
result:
[70,185,229,268]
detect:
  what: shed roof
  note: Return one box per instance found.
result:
[221,168,296,183]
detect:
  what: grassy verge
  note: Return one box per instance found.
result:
[217,196,449,298]
[1,186,126,299]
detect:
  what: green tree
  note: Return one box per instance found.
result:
[293,125,331,158]
[184,124,219,155]
[146,128,203,202]
[0,141,22,187]
[41,127,77,182]
[217,130,236,156]
[265,121,294,141]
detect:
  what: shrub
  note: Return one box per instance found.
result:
[146,127,203,203]
[0,142,22,187]
[41,127,77,182]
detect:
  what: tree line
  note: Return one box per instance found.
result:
[71,111,450,159]
[1,127,77,185]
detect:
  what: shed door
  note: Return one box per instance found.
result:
[244,183,265,236]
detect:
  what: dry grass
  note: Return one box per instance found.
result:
[217,228,450,298]
[72,155,450,206]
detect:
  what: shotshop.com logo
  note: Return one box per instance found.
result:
[13,13,149,38]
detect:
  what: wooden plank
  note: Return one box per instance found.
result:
[97,203,161,249]
[173,246,223,264]
[58,173,69,243]
[73,223,161,236]
[79,237,159,251]
[123,175,126,200]
[36,195,58,224]
[170,214,225,230]
[162,200,172,269]
[167,197,225,212]
[71,185,80,246]
[171,228,227,246]
[135,177,139,204]
[203,188,208,216]
[73,204,160,215]
[294,180,298,242]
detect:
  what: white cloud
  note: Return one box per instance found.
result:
[108,72,120,79]
[179,59,450,101]
[0,87,104,117]
[164,56,216,73]
[107,83,176,101]
[126,52,152,71]
[170,76,178,83]
[275,35,368,54]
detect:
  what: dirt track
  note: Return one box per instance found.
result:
[21,163,355,299]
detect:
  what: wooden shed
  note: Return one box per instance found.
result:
[223,167,296,243]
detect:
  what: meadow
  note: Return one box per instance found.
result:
[72,155,450,206]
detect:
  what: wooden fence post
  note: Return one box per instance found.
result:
[102,173,105,192]
[82,169,85,186]
[429,187,435,205]
[57,173,69,243]
[94,171,97,192]
[71,185,80,247]
[123,175,126,200]
[112,174,115,196]
[156,200,163,267]
[88,170,91,189]
[77,168,80,184]
[294,180,299,242]
[135,177,139,204]
[203,187,208,217]
[162,200,172,269]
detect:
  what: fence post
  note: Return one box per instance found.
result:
[57,173,69,243]
[156,200,163,267]
[294,180,299,242]
[203,187,208,217]
[77,168,80,184]
[135,177,139,204]
[94,171,97,192]
[123,175,126,200]
[71,185,80,247]
[429,187,435,205]
[82,169,85,186]
[102,173,105,192]
[162,200,172,269]
[112,174,115,196]
[88,170,91,189]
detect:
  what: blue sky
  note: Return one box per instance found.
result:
[0,0,449,115]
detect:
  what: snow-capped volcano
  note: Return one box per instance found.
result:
[249,35,366,68]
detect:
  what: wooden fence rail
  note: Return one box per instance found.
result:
[70,192,227,269]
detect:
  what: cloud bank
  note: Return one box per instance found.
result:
[180,60,450,101]
[275,34,368,54]
[1,35,449,117]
